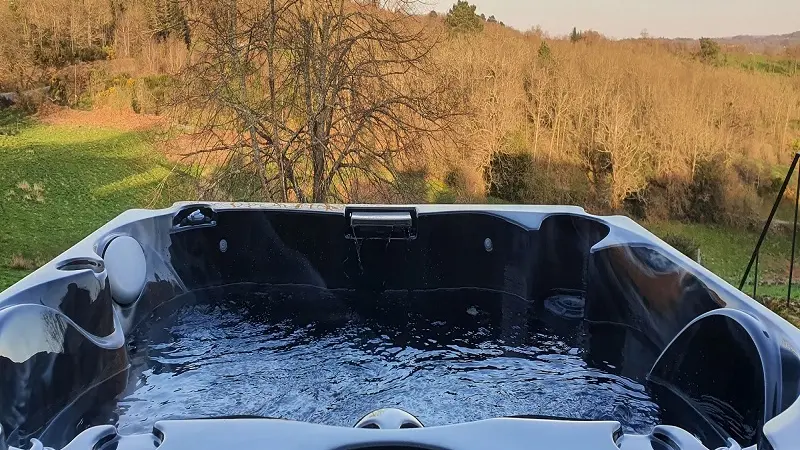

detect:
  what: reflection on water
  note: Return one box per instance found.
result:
[112,286,659,434]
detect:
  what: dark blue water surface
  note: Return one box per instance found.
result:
[113,286,660,435]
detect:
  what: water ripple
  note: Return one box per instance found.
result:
[112,287,660,435]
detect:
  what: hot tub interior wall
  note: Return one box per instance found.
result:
[0,210,796,449]
[168,212,603,299]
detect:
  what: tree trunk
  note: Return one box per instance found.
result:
[249,124,270,199]
[267,0,286,201]
[311,122,327,203]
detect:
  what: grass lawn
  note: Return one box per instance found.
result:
[0,123,196,290]
[645,221,799,301]
[725,53,800,77]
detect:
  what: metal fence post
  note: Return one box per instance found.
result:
[789,168,800,306]
[740,153,800,291]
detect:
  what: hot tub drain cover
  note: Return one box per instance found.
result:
[544,295,585,319]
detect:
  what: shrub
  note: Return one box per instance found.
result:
[432,184,458,203]
[395,169,430,202]
[662,233,700,260]
[138,75,175,114]
[33,40,108,67]
[732,159,761,186]
[444,167,468,191]
[687,158,727,223]
[48,76,69,106]
[685,158,763,226]
[625,177,689,221]
[483,152,590,206]
[441,165,484,202]
[537,42,552,62]
[0,108,32,136]
[757,175,785,197]
[722,179,762,228]
[699,38,721,64]
[530,163,591,207]
[75,94,94,110]
[484,152,534,203]
[131,96,141,114]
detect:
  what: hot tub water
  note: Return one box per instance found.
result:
[109,286,660,435]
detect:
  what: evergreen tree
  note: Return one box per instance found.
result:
[445,1,483,34]
[570,27,582,43]
[537,41,552,61]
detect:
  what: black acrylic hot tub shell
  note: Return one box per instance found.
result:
[1,203,800,450]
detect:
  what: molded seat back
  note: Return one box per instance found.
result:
[648,309,781,449]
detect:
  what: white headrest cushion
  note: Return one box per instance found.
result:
[103,236,146,305]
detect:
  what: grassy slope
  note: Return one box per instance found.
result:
[0,123,195,289]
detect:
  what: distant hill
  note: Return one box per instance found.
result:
[655,31,800,54]
[716,31,800,52]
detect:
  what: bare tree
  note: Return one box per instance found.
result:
[176,0,454,203]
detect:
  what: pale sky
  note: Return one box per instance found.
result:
[425,0,800,39]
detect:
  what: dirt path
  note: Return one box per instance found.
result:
[31,105,228,167]
[38,106,165,132]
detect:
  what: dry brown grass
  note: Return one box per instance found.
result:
[39,107,165,132]
[14,180,46,203]
[9,255,39,271]
[156,131,236,165]
[764,297,800,328]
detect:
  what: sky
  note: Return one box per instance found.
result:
[425,0,800,39]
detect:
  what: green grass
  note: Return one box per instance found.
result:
[646,221,799,300]
[0,108,34,136]
[0,123,196,290]
[760,198,797,224]
[725,53,800,76]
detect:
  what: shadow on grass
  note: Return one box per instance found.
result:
[1,127,199,290]
[0,108,35,136]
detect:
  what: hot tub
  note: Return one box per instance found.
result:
[1,203,798,450]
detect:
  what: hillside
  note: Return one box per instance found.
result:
[662,30,800,53]
[718,30,800,51]
[1,1,798,212]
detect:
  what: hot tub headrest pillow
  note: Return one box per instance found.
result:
[103,235,147,306]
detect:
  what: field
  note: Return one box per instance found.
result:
[646,221,799,301]
[725,53,800,76]
[0,121,195,288]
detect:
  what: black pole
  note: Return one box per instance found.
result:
[753,252,759,298]
[740,153,800,290]
[789,167,799,306]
